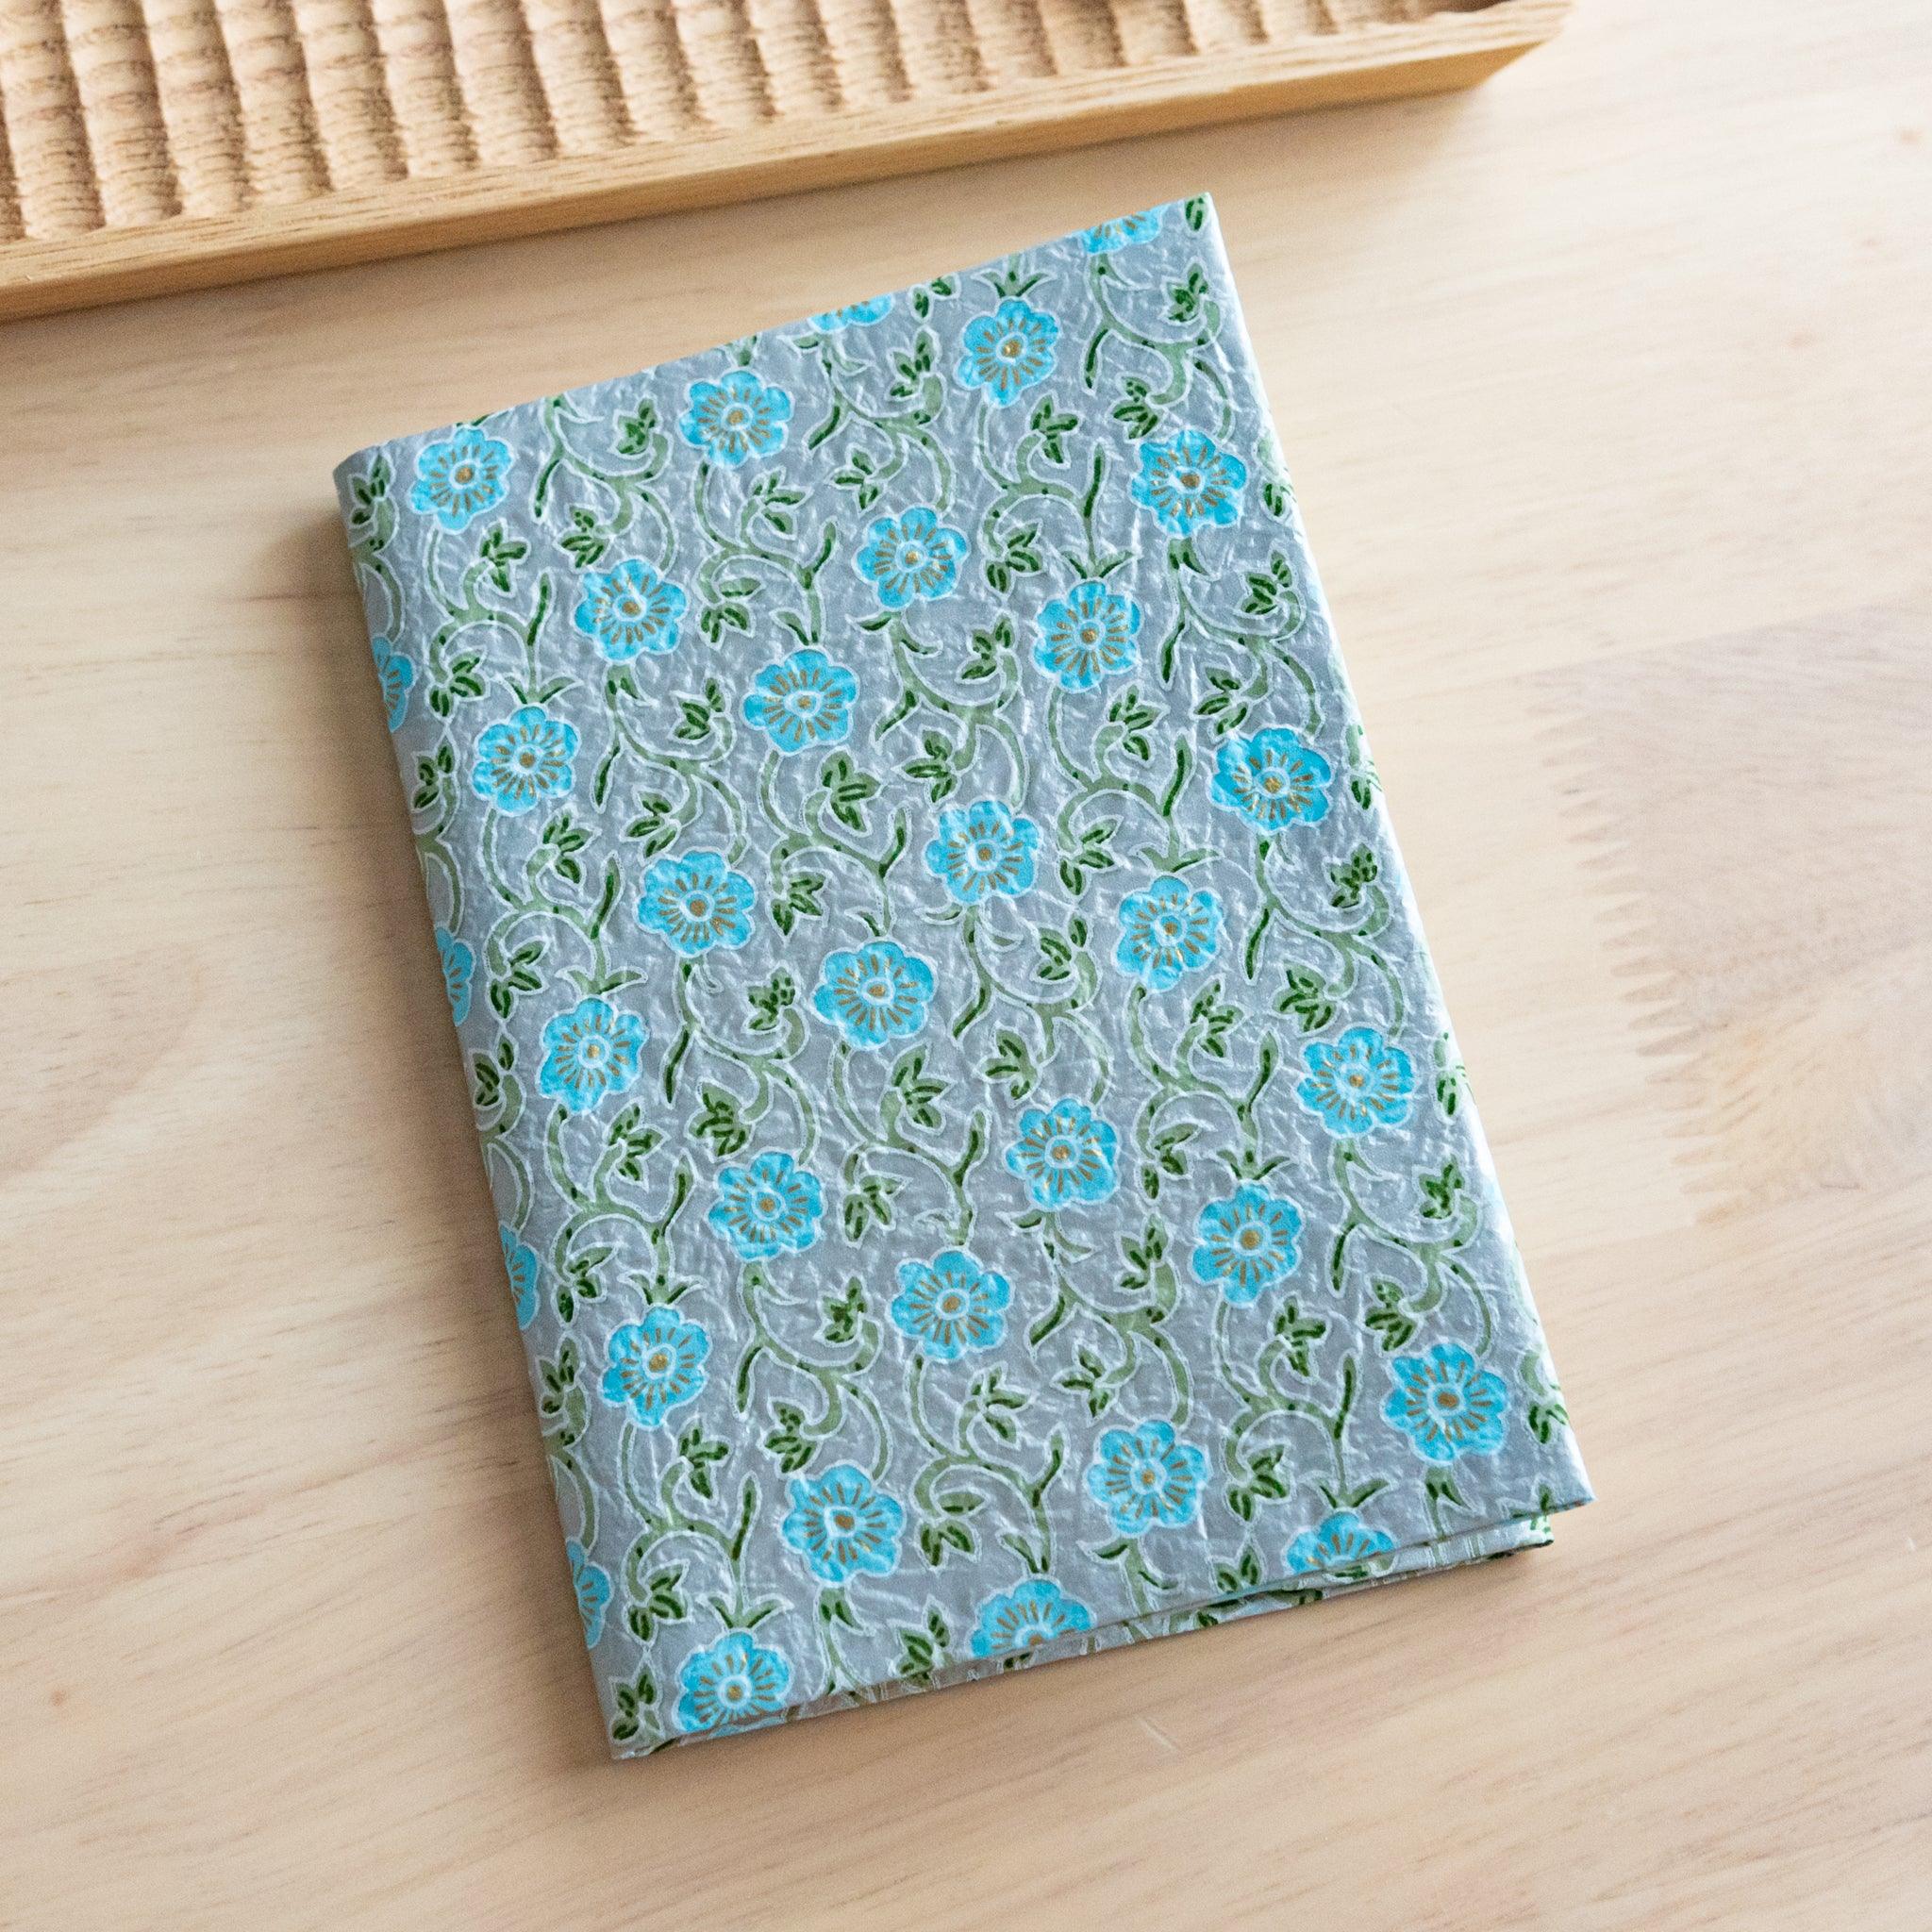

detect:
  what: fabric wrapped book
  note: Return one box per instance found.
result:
[335,197,1591,1756]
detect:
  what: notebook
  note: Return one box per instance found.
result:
[335,197,1591,1756]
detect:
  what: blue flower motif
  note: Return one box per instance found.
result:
[813,939,935,1049]
[565,1539,612,1646]
[855,507,968,608]
[1086,1420,1207,1536]
[1211,728,1331,831]
[501,1223,539,1330]
[1297,1025,1414,1137]
[372,636,415,731]
[1034,579,1141,690]
[675,1631,793,1735]
[637,850,756,958]
[924,797,1040,906]
[1132,429,1247,535]
[1384,1344,1509,1463]
[890,1250,1010,1361]
[1191,1185,1303,1303]
[780,1463,904,1585]
[1082,208,1164,254]
[571,558,686,660]
[969,1579,1093,1659]
[956,298,1060,406]
[408,427,511,531]
[678,368,791,465]
[1114,874,1221,990]
[1286,1510,1397,1580]
[435,925,474,1024]
[742,648,858,755]
[1006,1097,1119,1209]
[538,997,647,1113]
[708,1150,824,1260]
[599,1305,709,1427]
[810,296,892,331]
[472,705,578,815]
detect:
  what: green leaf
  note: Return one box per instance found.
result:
[1027,393,1080,464]
[889,1047,948,1130]
[1272,1301,1327,1378]
[1189,978,1241,1058]
[746,971,796,1033]
[822,1276,866,1345]
[1364,1280,1418,1353]
[692,1085,750,1158]
[1106,684,1161,763]
[770,872,825,936]
[1276,965,1336,1034]
[1327,844,1380,910]
[1419,1160,1464,1221]
[615,400,660,457]
[1167,264,1211,325]
[982,1028,1037,1102]
[902,729,959,804]
[818,751,880,833]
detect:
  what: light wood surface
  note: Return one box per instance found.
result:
[4,1,1929,1924]
[0,0,1570,320]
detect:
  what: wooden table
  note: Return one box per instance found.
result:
[5,2,1928,1923]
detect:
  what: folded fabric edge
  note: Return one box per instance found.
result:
[326,195,1213,495]
[610,1488,1589,1758]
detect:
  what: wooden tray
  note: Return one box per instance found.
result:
[0,0,1568,320]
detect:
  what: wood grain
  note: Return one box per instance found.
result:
[0,0,1569,317]
[3,0,1930,1924]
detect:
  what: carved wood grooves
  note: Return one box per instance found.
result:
[0,0,1565,312]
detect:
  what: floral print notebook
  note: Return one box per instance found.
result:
[336,197,1590,1757]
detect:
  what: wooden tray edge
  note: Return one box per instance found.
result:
[0,7,1567,324]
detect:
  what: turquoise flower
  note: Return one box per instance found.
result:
[708,1150,824,1259]
[1086,1420,1207,1536]
[637,850,756,957]
[1034,579,1141,690]
[1191,1185,1303,1303]
[678,368,792,465]
[566,1538,612,1646]
[780,1463,904,1585]
[599,1305,709,1426]
[435,924,474,1024]
[1006,1097,1119,1208]
[743,648,857,755]
[956,298,1060,406]
[571,558,686,660]
[372,636,415,730]
[811,296,891,330]
[890,1250,1010,1360]
[472,706,578,815]
[538,997,646,1113]
[855,507,967,608]
[968,1579,1093,1659]
[1211,728,1331,831]
[501,1223,539,1330]
[1286,1510,1397,1580]
[1132,429,1247,535]
[1384,1344,1509,1463]
[813,939,934,1049]
[1082,208,1164,254]
[408,427,511,531]
[1114,874,1221,990]
[1297,1025,1414,1137]
[924,798,1040,905]
[675,1631,792,1734]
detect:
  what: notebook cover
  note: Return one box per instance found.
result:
[335,196,1591,1756]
